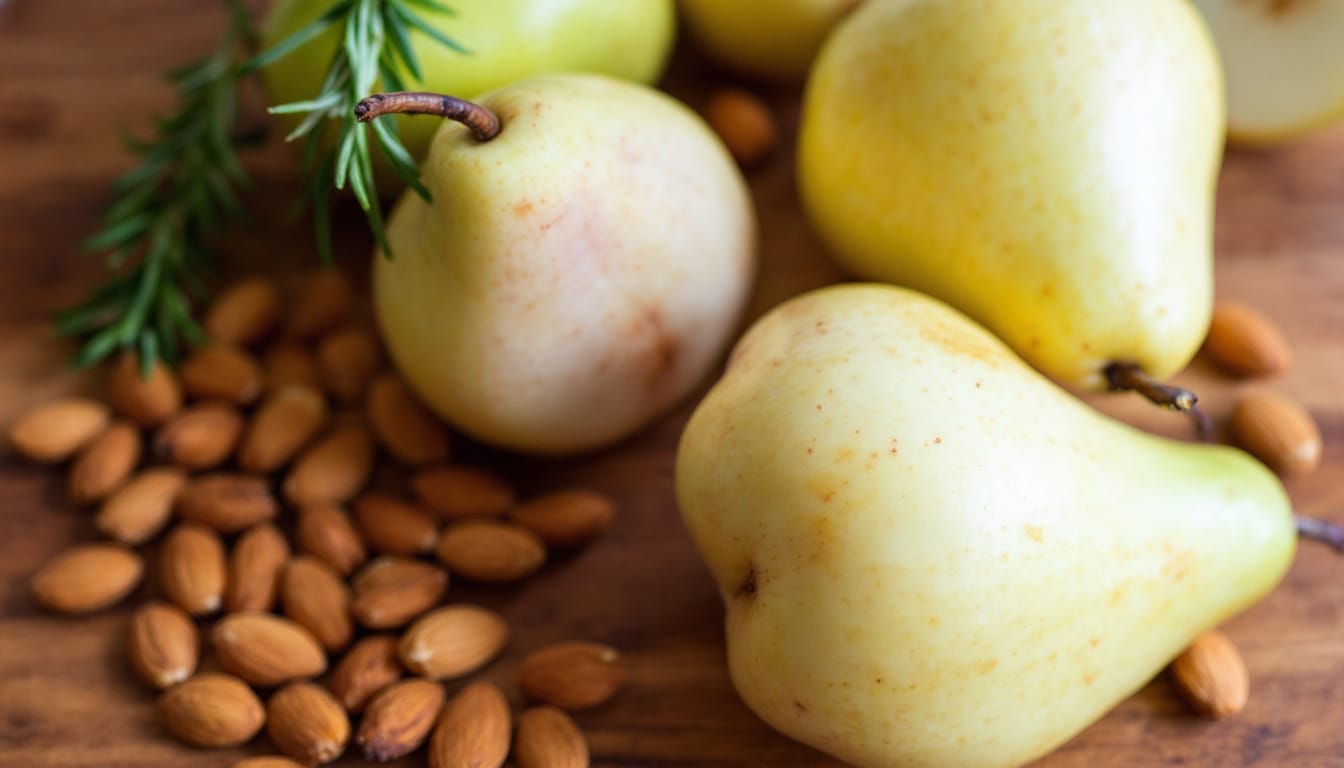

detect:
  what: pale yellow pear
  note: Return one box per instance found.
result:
[678,0,861,81]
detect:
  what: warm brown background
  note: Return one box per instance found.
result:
[2,1,1342,766]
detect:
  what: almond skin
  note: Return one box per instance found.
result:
[267,682,351,765]
[31,543,143,614]
[514,706,589,768]
[296,504,368,576]
[318,325,383,403]
[357,677,446,762]
[366,373,450,466]
[435,521,546,584]
[510,490,615,550]
[159,673,265,748]
[107,352,182,427]
[428,680,510,768]
[69,419,141,504]
[706,87,777,167]
[231,758,307,768]
[330,634,404,714]
[154,403,243,469]
[177,473,278,533]
[128,601,199,689]
[282,556,354,652]
[519,642,628,710]
[205,276,282,347]
[1230,390,1323,476]
[1171,630,1250,719]
[264,341,322,392]
[353,493,439,556]
[1204,302,1292,377]
[160,522,227,616]
[180,344,264,405]
[399,605,509,680]
[288,269,353,340]
[284,422,375,507]
[212,612,328,686]
[239,385,329,473]
[95,467,186,545]
[8,396,110,463]
[226,522,290,613]
[352,557,449,630]
[413,466,516,520]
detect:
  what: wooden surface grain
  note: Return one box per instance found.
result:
[2,1,1343,766]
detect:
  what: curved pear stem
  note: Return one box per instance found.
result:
[1103,362,1212,441]
[354,92,501,142]
[1295,515,1344,553]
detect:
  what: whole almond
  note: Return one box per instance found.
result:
[31,543,143,614]
[128,600,199,689]
[267,682,350,765]
[239,385,329,473]
[178,473,278,533]
[514,706,589,768]
[399,605,508,679]
[288,269,353,340]
[231,758,307,768]
[69,419,141,504]
[264,341,322,392]
[353,493,439,556]
[282,556,354,652]
[358,678,446,762]
[160,522,226,615]
[428,680,510,768]
[95,467,186,545]
[318,326,383,403]
[330,635,403,714]
[1204,302,1292,377]
[366,373,450,466]
[159,673,265,748]
[180,344,264,405]
[435,521,545,584]
[510,490,615,550]
[706,87,777,167]
[1171,630,1250,718]
[413,466,516,520]
[297,504,368,576]
[352,557,449,630]
[1230,390,1322,476]
[212,612,328,686]
[108,352,182,427]
[519,642,628,710]
[205,277,282,347]
[226,522,290,613]
[154,403,243,469]
[8,396,110,463]
[284,422,375,507]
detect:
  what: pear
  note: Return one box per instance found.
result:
[678,0,861,82]
[369,74,756,456]
[1192,0,1344,144]
[797,0,1224,392]
[676,284,1294,768]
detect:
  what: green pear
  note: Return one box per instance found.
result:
[676,283,1294,768]
[678,0,860,82]
[372,74,756,456]
[797,0,1224,390]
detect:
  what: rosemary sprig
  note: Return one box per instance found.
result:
[56,0,256,371]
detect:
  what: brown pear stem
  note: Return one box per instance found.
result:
[1104,361,1211,441]
[354,92,501,142]
[1295,515,1344,553]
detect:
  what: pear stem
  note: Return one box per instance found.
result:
[354,92,501,142]
[1103,362,1212,441]
[1295,515,1344,553]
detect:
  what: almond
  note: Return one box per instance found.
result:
[357,678,446,762]
[107,352,182,427]
[180,343,264,405]
[366,373,450,466]
[288,269,353,340]
[353,493,439,556]
[95,467,186,545]
[264,340,322,392]
[212,612,328,686]
[284,422,375,507]
[296,504,368,576]
[178,473,278,533]
[514,706,589,768]
[282,556,354,652]
[413,466,516,520]
[128,600,199,689]
[329,634,403,714]
[352,557,449,630]
[226,522,290,613]
[1204,302,1292,377]
[510,490,615,550]
[428,680,510,768]
[69,419,141,503]
[239,385,329,473]
[8,396,110,463]
[31,543,143,614]
[519,641,628,710]
[205,276,282,347]
[159,673,265,748]
[706,87,777,167]
[231,758,308,768]
[399,605,508,679]
[318,325,383,403]
[1171,630,1250,718]
[160,522,226,615]
[266,682,350,765]
[1230,390,1322,476]
[154,402,243,469]
[435,521,546,584]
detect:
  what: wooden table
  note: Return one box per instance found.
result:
[2,1,1342,765]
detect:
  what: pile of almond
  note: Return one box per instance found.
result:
[15,271,622,766]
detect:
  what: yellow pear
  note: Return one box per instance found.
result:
[677,0,861,81]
